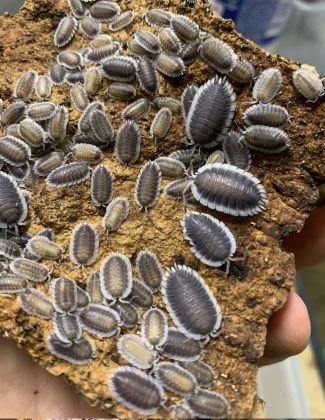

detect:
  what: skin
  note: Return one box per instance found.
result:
[0,207,323,416]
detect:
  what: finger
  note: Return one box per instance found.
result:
[259,291,310,366]
[284,206,325,269]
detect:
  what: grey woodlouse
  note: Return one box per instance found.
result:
[70,83,89,112]
[159,28,182,55]
[18,288,54,319]
[181,84,198,120]
[26,236,62,261]
[34,151,65,177]
[150,108,173,140]
[155,52,185,78]
[86,271,104,303]
[57,51,83,70]
[114,301,139,328]
[180,40,200,66]
[0,135,31,166]
[129,279,154,307]
[206,150,225,164]
[243,125,290,153]
[154,361,197,396]
[79,101,104,133]
[69,223,99,267]
[182,212,236,269]
[109,366,164,415]
[164,178,193,200]
[48,106,69,142]
[49,64,67,86]
[136,249,163,292]
[191,163,266,216]
[161,328,201,362]
[228,58,255,84]
[153,96,181,115]
[109,10,135,32]
[0,173,28,228]
[68,0,86,19]
[79,15,102,39]
[54,15,78,48]
[117,333,157,369]
[134,161,162,211]
[10,162,31,182]
[252,67,283,103]
[51,277,78,313]
[155,156,186,179]
[122,98,151,121]
[136,57,160,96]
[76,285,90,309]
[102,196,130,233]
[179,360,216,388]
[106,82,137,101]
[4,124,23,140]
[199,36,237,74]
[35,75,52,100]
[169,404,194,419]
[86,42,121,63]
[46,162,90,188]
[169,149,204,167]
[102,56,136,82]
[141,308,168,349]
[89,1,121,22]
[90,33,113,48]
[100,252,133,302]
[170,14,199,42]
[0,274,27,294]
[14,70,38,101]
[162,265,222,340]
[19,118,46,148]
[145,8,172,28]
[222,131,252,170]
[128,37,154,58]
[80,303,121,337]
[292,67,324,101]
[27,101,57,121]
[90,164,114,207]
[134,30,161,54]
[186,389,230,418]
[47,333,94,365]
[37,227,55,241]
[186,76,236,147]
[243,104,289,127]
[0,238,23,259]
[65,70,85,86]
[115,120,141,166]
[54,313,82,344]
[84,67,102,97]
[0,101,27,126]
[71,143,103,164]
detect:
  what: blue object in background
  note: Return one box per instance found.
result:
[0,0,25,14]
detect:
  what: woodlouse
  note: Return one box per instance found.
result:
[49,64,67,85]
[252,67,283,103]
[86,271,104,303]
[162,265,222,340]
[79,101,104,133]
[186,389,230,418]
[179,360,215,388]
[154,362,197,396]
[18,288,54,319]
[84,67,102,97]
[102,56,136,82]
[19,118,46,148]
[89,1,121,22]
[228,58,255,84]
[86,42,121,63]
[134,161,162,211]
[199,36,237,74]
[0,101,26,126]
[109,366,164,415]
[80,303,121,337]
[100,252,132,302]
[0,173,28,228]
[51,277,78,313]
[243,125,290,153]
[48,106,69,142]
[102,196,129,233]
[27,101,57,121]
[150,108,172,141]
[46,162,90,188]
[169,404,194,419]
[0,238,22,259]
[145,8,172,28]
[109,10,135,32]
[54,15,78,47]
[181,84,198,120]
[155,156,186,179]
[14,70,38,101]
[89,109,114,144]
[106,82,137,101]
[57,51,83,70]
[71,143,103,164]
[169,149,203,167]
[69,223,99,267]
[182,212,236,269]
[128,37,154,58]
[70,83,89,112]
[153,96,181,115]
[136,57,160,96]
[206,150,225,164]
[34,151,65,177]
[90,34,113,48]
[180,40,200,65]
[0,135,31,166]
[115,120,141,166]
[47,333,94,365]
[191,163,267,216]
[91,164,114,207]
[0,274,27,294]
[117,333,157,369]
[243,104,289,127]
[170,14,199,42]
[129,279,154,307]
[134,30,161,54]
[136,250,163,292]
[35,75,52,100]
[141,308,168,348]
[186,76,236,147]
[292,67,324,101]
[155,52,185,78]
[68,0,86,19]
[122,98,151,121]
[54,313,82,344]
[159,28,182,55]
[26,236,62,261]
[9,162,31,182]
[79,15,102,39]
[114,301,139,328]
[164,178,193,200]
[222,131,251,170]
[76,285,89,309]
[66,70,85,86]
[161,328,201,362]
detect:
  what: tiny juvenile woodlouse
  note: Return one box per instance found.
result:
[134,30,161,54]
[150,108,173,141]
[179,360,216,388]
[54,313,82,344]
[35,75,52,100]
[103,196,129,233]
[80,303,121,337]
[91,33,113,48]
[252,67,283,103]
[292,67,324,101]
[153,96,181,115]
[134,161,162,212]
[0,274,27,294]
[109,366,164,415]
[19,118,46,148]
[222,131,251,170]
[27,101,57,121]
[161,328,201,362]
[57,51,83,70]
[181,84,198,120]
[86,271,104,303]
[34,151,65,177]
[228,58,255,84]
[47,333,94,365]
[102,56,136,82]
[0,135,31,166]
[49,64,67,85]
[206,150,225,164]
[68,0,86,19]
[79,15,102,39]
[136,57,160,96]
[115,120,141,166]
[89,109,114,144]
[54,15,78,48]
[129,279,154,308]
[145,8,172,28]
[91,164,114,207]
[182,212,237,270]
[71,143,103,164]
[109,10,135,32]
[155,52,185,78]
[243,125,290,153]
[48,106,69,142]
[26,236,62,261]
[0,238,22,259]
[106,82,137,101]
[0,101,26,126]
[155,156,186,179]
[70,223,99,267]
[18,288,54,319]
[14,70,38,101]
[114,301,139,328]
[186,76,236,147]
[141,308,168,349]
[51,277,78,313]
[162,265,222,340]
[186,389,230,418]
[164,178,193,200]
[154,361,197,396]
[70,83,89,112]
[122,98,151,121]
[159,28,182,55]
[84,67,102,97]
[199,36,237,74]
[100,252,133,302]
[243,104,289,127]
[117,333,157,369]
[0,173,28,228]
[170,14,199,42]
[46,162,90,188]
[136,250,163,292]
[89,1,120,22]
[191,163,267,216]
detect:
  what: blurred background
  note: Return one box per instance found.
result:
[0,0,325,417]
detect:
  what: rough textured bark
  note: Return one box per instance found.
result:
[0,0,323,417]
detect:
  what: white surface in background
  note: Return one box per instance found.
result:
[258,357,310,418]
[0,0,25,14]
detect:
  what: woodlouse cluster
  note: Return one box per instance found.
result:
[0,0,312,417]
